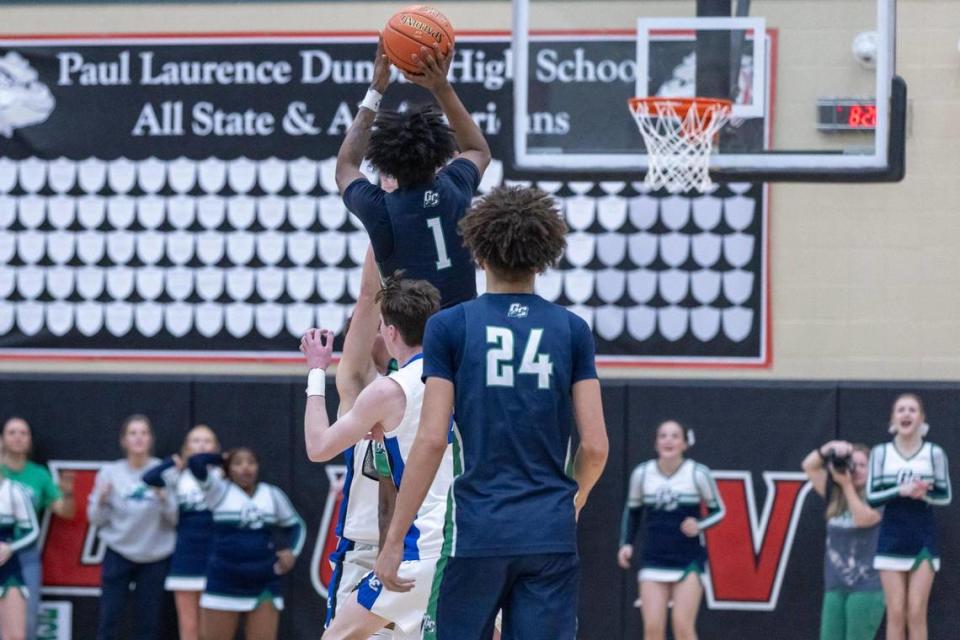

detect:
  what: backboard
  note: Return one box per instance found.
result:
[512,0,905,182]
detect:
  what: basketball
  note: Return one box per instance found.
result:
[383,5,455,74]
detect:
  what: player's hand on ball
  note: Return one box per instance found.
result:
[300,328,334,370]
[375,540,414,592]
[403,44,452,92]
[274,549,295,575]
[680,517,700,537]
[372,33,391,93]
[617,544,633,569]
[0,543,11,566]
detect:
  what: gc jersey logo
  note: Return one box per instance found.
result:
[423,190,439,208]
[507,303,528,319]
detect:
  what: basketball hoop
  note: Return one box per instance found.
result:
[628,97,733,194]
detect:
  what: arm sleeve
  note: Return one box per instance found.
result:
[343,178,393,260]
[86,467,111,527]
[9,484,39,553]
[866,444,899,506]
[569,314,598,383]
[422,309,461,383]
[926,445,952,506]
[272,487,305,557]
[188,453,228,508]
[619,464,646,546]
[142,457,176,488]
[438,158,481,205]
[694,464,726,531]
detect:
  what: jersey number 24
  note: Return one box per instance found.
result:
[486,326,553,389]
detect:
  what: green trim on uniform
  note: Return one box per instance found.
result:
[0,575,25,599]
[423,428,463,640]
[911,547,936,571]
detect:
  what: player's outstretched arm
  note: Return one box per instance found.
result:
[335,34,391,194]
[336,247,383,413]
[571,378,609,518]
[404,44,491,176]
[375,376,453,592]
[301,328,403,461]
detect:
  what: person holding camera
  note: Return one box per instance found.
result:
[803,440,884,640]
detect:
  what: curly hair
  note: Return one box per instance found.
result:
[367,105,456,187]
[458,186,568,281]
[376,272,440,346]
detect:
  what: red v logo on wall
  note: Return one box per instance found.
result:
[310,465,347,599]
[703,471,812,611]
[39,461,109,596]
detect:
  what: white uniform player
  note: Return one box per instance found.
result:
[354,354,454,637]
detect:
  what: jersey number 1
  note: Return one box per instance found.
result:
[486,326,553,389]
[426,217,452,270]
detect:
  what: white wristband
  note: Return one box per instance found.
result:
[306,368,326,397]
[359,88,383,113]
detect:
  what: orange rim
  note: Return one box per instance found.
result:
[628,97,732,119]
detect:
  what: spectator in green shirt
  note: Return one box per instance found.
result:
[1,417,76,640]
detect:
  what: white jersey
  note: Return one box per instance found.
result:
[384,354,453,561]
[867,441,950,505]
[339,443,380,546]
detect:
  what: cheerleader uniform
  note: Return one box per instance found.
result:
[188,454,305,611]
[867,441,951,571]
[0,479,39,597]
[620,459,725,582]
[143,458,215,591]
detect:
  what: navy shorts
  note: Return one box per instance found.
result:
[427,553,579,640]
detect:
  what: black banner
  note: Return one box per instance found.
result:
[0,35,767,364]
[2,375,957,639]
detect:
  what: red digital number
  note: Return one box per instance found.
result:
[847,105,876,128]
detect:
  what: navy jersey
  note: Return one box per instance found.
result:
[343,158,480,308]
[422,293,598,557]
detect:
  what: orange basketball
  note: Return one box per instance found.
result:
[383,5,455,74]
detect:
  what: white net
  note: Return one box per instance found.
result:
[629,98,732,194]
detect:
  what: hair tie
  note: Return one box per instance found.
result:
[686,429,696,447]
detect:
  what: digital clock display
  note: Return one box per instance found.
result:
[817,99,877,131]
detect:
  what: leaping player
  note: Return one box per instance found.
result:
[375,186,609,640]
[301,273,449,640]
[335,38,491,308]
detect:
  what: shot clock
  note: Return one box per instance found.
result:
[817,98,878,131]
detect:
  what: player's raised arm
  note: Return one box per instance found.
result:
[301,329,405,462]
[405,44,491,176]
[336,247,383,412]
[335,34,391,194]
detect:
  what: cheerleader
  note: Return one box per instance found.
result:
[867,394,951,640]
[142,425,220,640]
[617,420,725,640]
[189,448,304,640]
[0,468,39,640]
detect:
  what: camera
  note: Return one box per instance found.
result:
[824,449,852,473]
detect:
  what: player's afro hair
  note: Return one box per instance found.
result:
[367,105,456,187]
[458,186,568,281]
[376,272,441,346]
